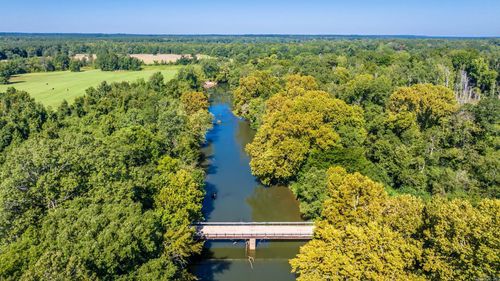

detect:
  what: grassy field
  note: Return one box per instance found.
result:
[0,65,180,107]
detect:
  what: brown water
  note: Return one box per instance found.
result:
[192,90,304,281]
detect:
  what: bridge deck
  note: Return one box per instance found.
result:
[194,222,314,240]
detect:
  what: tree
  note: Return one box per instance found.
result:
[338,74,392,107]
[290,222,423,281]
[200,59,220,80]
[0,76,212,280]
[388,84,458,129]
[175,66,204,92]
[180,92,209,115]
[383,195,424,238]
[469,58,498,96]
[290,167,328,219]
[69,60,81,72]
[322,166,387,227]
[0,88,48,152]
[0,69,10,84]
[53,54,70,70]
[149,72,165,93]
[421,198,499,280]
[291,169,422,280]
[247,90,365,184]
[233,71,280,119]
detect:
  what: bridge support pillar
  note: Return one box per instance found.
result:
[248,238,256,250]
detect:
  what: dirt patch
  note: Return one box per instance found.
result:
[73,54,96,61]
[129,54,192,64]
[203,81,218,89]
[74,53,209,64]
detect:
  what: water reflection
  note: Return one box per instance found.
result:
[194,88,302,281]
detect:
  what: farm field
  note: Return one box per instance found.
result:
[74,53,211,64]
[0,65,180,107]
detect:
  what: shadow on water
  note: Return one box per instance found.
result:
[192,243,231,281]
[194,86,303,280]
[201,182,217,221]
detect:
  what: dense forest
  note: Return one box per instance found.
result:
[0,64,211,279]
[0,34,499,280]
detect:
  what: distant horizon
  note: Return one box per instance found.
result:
[1,1,499,37]
[0,32,498,39]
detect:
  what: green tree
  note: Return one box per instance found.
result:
[338,74,392,107]
[290,167,328,219]
[233,71,280,119]
[149,72,165,93]
[69,60,81,72]
[322,166,387,227]
[247,90,365,184]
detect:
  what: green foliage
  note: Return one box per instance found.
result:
[291,222,423,281]
[200,59,221,80]
[388,84,458,130]
[322,166,387,227]
[337,74,393,107]
[175,66,204,92]
[422,198,499,280]
[290,167,327,219]
[247,87,365,184]
[0,88,47,153]
[148,71,165,93]
[0,67,11,84]
[69,59,81,72]
[95,51,142,71]
[233,70,280,120]
[1,34,499,279]
[0,70,211,279]
[291,169,499,281]
[180,91,209,115]
[244,75,366,184]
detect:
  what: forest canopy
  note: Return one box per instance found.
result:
[0,34,498,280]
[0,68,211,280]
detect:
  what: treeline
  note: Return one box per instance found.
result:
[0,67,212,280]
[1,34,499,60]
[0,54,86,84]
[94,51,142,71]
[0,51,141,85]
[1,35,498,88]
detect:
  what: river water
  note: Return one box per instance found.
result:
[192,89,304,281]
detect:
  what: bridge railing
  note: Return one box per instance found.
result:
[193,221,314,226]
[196,233,313,238]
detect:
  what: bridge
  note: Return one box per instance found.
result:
[193,222,315,250]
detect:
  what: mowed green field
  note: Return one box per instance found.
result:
[0,65,180,107]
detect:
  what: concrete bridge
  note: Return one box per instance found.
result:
[193,222,315,250]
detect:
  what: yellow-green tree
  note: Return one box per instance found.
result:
[291,169,423,280]
[322,166,387,227]
[180,91,209,115]
[383,195,424,238]
[154,156,205,262]
[421,198,499,280]
[247,91,365,184]
[290,222,423,281]
[387,84,458,129]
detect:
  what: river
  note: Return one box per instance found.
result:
[192,89,305,280]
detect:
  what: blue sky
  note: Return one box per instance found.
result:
[1,0,499,36]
